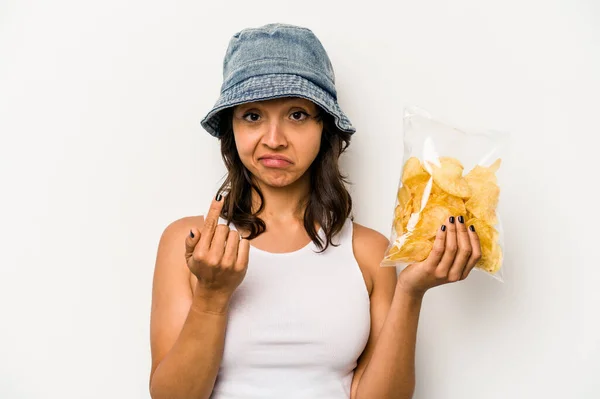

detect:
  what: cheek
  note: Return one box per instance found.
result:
[233,132,255,163]
[301,132,322,163]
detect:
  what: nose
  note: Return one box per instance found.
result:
[261,119,288,149]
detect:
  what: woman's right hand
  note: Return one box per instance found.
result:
[184,194,250,301]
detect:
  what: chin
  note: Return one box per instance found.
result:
[255,169,306,189]
[262,175,297,188]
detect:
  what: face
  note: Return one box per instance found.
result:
[232,97,323,188]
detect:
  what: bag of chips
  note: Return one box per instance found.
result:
[381,106,507,282]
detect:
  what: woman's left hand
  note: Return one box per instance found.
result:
[397,215,482,298]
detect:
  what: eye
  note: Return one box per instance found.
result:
[242,112,260,122]
[290,111,309,121]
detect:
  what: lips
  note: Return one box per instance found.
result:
[258,155,293,163]
[258,154,293,168]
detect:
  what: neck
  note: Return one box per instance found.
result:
[251,173,311,224]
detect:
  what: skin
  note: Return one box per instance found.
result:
[149,97,482,399]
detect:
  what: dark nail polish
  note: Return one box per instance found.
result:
[469,225,475,232]
[449,216,455,224]
[216,193,222,201]
[441,225,446,232]
[458,215,464,224]
[190,230,195,238]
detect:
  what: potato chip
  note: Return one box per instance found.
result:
[394,198,413,235]
[463,159,501,225]
[439,156,464,169]
[427,159,472,198]
[402,157,430,187]
[465,179,500,225]
[387,238,433,262]
[410,179,431,214]
[479,241,502,273]
[466,218,498,246]
[465,159,502,183]
[430,182,444,196]
[394,216,405,236]
[413,202,453,239]
[491,244,503,273]
[429,192,467,216]
[466,217,502,273]
[488,158,501,173]
[397,185,411,207]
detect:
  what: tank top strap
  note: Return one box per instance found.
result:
[325,217,352,248]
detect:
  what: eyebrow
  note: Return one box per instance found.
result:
[238,99,313,109]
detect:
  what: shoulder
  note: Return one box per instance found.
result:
[352,222,390,253]
[155,215,206,289]
[351,222,397,296]
[161,215,205,240]
[156,215,206,262]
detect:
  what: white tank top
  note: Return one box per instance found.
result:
[210,217,371,399]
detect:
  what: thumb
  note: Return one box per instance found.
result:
[185,227,201,257]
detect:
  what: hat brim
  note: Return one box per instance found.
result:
[200,73,356,137]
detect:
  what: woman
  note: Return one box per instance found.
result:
[149,23,481,399]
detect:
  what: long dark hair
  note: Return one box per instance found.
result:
[216,105,353,252]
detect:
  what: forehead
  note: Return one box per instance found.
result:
[235,97,317,109]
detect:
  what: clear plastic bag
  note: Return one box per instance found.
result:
[381,106,507,282]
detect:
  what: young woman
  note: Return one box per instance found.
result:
[149,23,482,399]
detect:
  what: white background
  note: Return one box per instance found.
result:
[1,0,598,398]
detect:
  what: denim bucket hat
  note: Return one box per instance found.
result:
[200,23,355,137]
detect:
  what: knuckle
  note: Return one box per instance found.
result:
[424,262,437,274]
[212,255,224,267]
[192,250,207,263]
[204,254,220,267]
[233,262,245,272]
[432,246,444,257]
[435,269,448,279]
[221,256,235,268]
[447,243,458,254]
[448,273,461,282]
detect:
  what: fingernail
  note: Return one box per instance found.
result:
[441,225,446,232]
[469,225,475,232]
[216,193,223,201]
[449,216,455,224]
[190,230,195,238]
[458,215,464,224]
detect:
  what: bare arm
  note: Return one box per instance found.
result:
[150,195,250,399]
[149,217,230,399]
[353,216,482,399]
[349,224,417,399]
[355,280,423,399]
